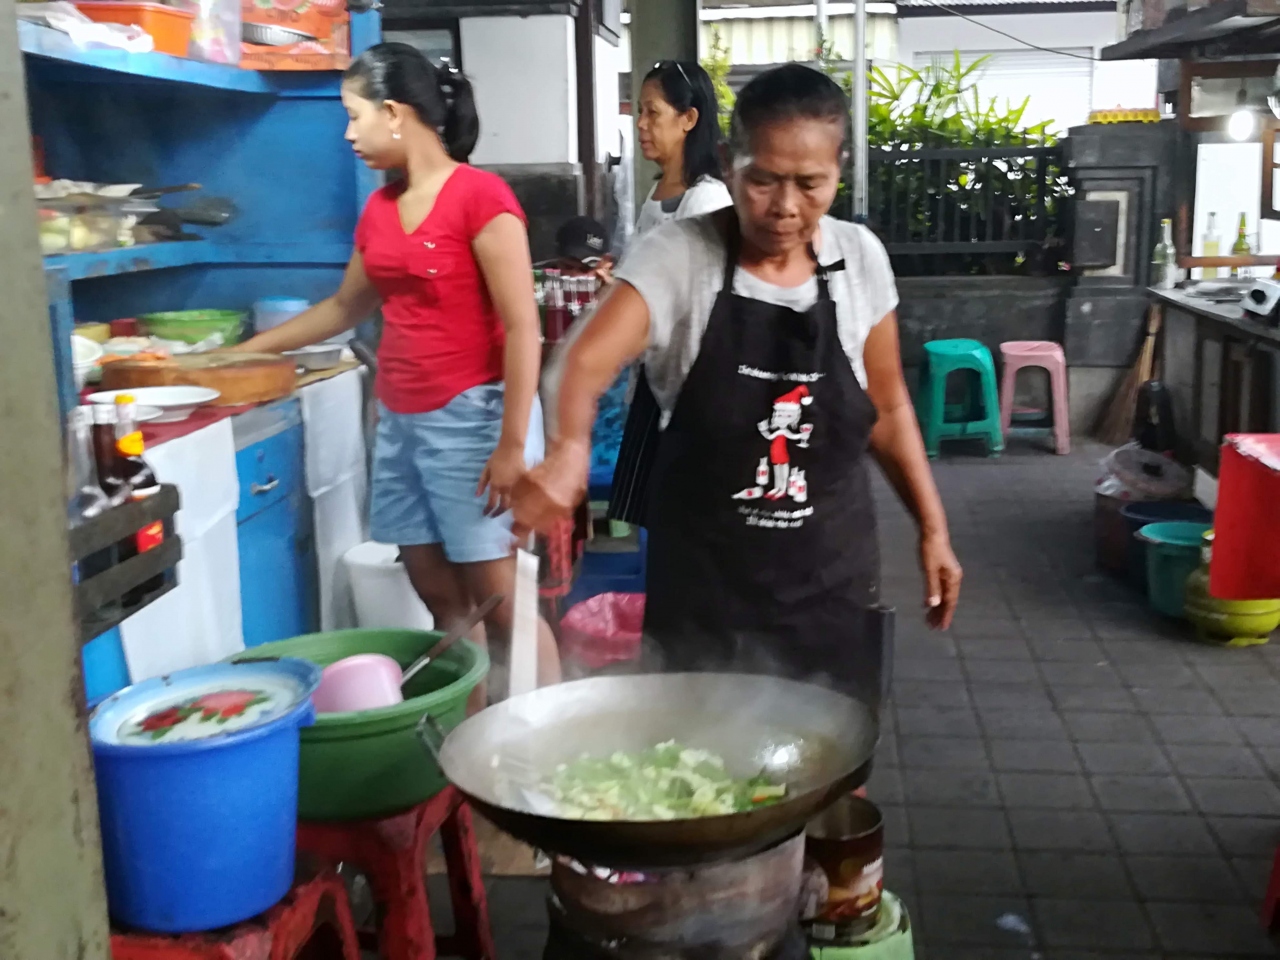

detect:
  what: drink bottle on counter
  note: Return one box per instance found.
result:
[1201,212,1220,279]
[544,268,570,344]
[1151,219,1177,290]
[1231,213,1252,278]
[114,394,165,603]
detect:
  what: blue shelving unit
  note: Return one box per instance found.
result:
[24,16,380,697]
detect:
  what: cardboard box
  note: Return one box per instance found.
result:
[240,0,349,71]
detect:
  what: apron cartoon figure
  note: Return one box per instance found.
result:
[734,385,814,502]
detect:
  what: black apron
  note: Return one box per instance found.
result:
[640,222,892,707]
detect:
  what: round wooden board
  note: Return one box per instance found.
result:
[101,353,297,406]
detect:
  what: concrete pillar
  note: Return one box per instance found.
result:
[0,2,112,957]
[628,0,699,211]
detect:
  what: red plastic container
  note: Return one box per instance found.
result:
[74,2,195,57]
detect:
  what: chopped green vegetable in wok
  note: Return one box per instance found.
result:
[543,740,787,821]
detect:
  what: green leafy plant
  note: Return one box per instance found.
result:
[817,48,1071,274]
[700,27,736,135]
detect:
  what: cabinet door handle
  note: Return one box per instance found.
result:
[252,476,280,495]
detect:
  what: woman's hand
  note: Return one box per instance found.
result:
[510,439,590,538]
[478,439,527,516]
[920,532,962,630]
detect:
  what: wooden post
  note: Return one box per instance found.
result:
[0,4,113,957]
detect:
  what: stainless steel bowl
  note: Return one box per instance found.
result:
[242,22,318,46]
[285,345,344,371]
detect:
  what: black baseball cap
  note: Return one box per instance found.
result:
[555,216,610,264]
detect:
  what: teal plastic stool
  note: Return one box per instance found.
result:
[916,338,1004,458]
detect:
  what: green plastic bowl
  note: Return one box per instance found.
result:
[232,629,488,821]
[139,309,247,346]
[1136,521,1213,619]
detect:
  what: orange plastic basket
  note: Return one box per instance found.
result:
[74,2,195,57]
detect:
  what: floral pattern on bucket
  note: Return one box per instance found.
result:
[129,689,272,742]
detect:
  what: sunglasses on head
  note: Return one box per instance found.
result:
[655,60,692,87]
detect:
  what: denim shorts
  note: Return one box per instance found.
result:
[369,384,545,563]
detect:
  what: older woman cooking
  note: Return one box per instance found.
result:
[514,64,961,686]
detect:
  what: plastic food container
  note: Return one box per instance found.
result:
[253,296,310,333]
[313,653,405,713]
[74,1,195,56]
[231,629,488,821]
[138,309,246,346]
[89,658,321,932]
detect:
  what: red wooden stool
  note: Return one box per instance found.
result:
[110,870,360,960]
[296,785,494,960]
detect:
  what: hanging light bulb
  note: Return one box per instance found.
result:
[1228,82,1256,142]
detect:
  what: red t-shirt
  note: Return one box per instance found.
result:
[355,165,526,414]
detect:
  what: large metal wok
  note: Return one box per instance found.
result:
[421,673,878,868]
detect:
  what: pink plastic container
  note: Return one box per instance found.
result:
[312,654,404,714]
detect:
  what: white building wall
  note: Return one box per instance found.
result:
[595,34,627,161]
[460,16,578,166]
[897,11,1157,132]
[699,13,898,64]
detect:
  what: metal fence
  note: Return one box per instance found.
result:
[848,141,1071,265]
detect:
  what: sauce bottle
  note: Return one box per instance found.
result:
[114,395,165,603]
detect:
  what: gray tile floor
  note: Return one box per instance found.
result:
[458,442,1280,959]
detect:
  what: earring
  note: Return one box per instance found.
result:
[392,131,401,140]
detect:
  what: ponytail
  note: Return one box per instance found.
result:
[437,68,479,162]
[345,42,480,162]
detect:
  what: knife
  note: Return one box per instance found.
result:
[508,534,540,699]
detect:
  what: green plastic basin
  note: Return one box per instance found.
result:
[232,629,488,822]
[139,309,247,346]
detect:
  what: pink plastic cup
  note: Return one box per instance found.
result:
[312,653,405,713]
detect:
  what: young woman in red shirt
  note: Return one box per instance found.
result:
[237,42,559,695]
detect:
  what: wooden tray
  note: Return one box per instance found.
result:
[101,353,297,406]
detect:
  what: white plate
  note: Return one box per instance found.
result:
[86,386,221,423]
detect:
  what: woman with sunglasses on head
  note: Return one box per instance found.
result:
[633,60,731,240]
[515,64,961,699]
[234,42,560,698]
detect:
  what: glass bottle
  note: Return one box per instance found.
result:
[1201,212,1220,280]
[92,403,129,507]
[67,406,118,619]
[1231,212,1252,279]
[67,406,109,527]
[1152,218,1177,290]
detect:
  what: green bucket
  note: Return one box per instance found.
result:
[232,629,488,821]
[1136,521,1213,619]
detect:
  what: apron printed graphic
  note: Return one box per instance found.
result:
[733,385,814,505]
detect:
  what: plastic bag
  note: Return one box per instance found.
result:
[1098,443,1193,501]
[176,0,240,64]
[560,592,645,670]
[18,2,154,52]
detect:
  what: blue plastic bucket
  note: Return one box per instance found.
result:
[1120,501,1213,591]
[90,658,321,933]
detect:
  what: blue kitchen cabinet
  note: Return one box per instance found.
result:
[234,401,317,647]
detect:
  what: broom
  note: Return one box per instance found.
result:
[1096,304,1163,446]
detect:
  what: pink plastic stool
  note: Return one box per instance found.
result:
[999,340,1070,455]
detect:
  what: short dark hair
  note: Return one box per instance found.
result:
[344,42,479,163]
[728,63,849,158]
[642,60,723,186]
